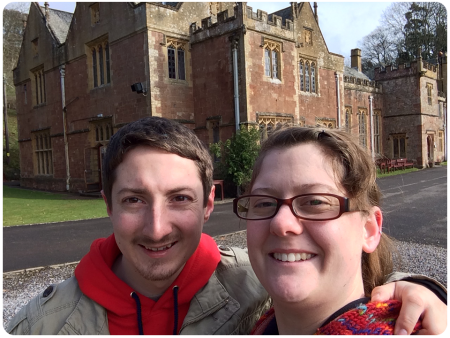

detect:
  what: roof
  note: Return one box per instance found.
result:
[344,66,370,80]
[39,5,73,44]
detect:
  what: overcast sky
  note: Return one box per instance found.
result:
[19,2,394,62]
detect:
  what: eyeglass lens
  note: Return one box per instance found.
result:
[236,195,342,220]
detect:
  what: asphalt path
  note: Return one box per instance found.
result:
[2,166,447,272]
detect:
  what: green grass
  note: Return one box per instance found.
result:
[441,161,447,166]
[3,186,108,226]
[376,167,419,178]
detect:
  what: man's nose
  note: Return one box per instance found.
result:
[142,203,172,241]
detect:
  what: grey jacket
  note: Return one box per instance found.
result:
[6,246,271,335]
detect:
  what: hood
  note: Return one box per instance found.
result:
[75,233,221,334]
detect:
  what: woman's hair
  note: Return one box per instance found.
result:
[247,126,396,295]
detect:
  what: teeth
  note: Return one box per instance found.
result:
[144,243,173,251]
[273,252,314,262]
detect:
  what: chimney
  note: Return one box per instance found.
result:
[314,2,318,24]
[351,48,362,72]
[44,2,49,21]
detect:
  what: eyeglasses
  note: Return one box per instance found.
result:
[233,193,350,221]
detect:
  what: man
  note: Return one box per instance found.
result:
[7,117,446,334]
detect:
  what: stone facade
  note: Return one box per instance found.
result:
[13,2,447,192]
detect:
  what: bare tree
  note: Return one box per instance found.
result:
[3,2,29,106]
[360,1,447,77]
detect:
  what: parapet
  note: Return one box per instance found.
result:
[245,5,294,32]
[374,60,438,80]
[190,7,238,36]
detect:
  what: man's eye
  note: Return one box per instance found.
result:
[172,195,192,202]
[124,197,143,204]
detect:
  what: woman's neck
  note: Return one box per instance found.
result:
[273,288,366,335]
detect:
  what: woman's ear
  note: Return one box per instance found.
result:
[362,206,382,253]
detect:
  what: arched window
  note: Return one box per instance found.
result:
[311,63,316,93]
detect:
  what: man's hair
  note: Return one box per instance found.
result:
[102,117,213,208]
[247,126,395,296]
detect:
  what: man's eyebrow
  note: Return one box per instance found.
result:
[116,187,198,195]
[116,187,147,195]
[166,187,198,196]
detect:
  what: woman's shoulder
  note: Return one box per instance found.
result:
[316,300,422,335]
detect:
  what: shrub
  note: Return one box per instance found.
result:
[210,127,260,195]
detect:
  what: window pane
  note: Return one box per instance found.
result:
[92,49,98,87]
[264,49,271,77]
[311,64,316,93]
[393,138,399,158]
[305,64,310,92]
[168,47,176,79]
[272,50,278,79]
[300,63,304,91]
[105,43,111,83]
[400,138,406,158]
[99,46,104,85]
[178,49,185,80]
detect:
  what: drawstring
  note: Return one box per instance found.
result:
[131,292,144,335]
[173,285,179,335]
[130,287,179,335]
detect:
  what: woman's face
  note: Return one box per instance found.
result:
[247,143,379,309]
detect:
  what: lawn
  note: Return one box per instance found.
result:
[376,167,419,178]
[3,186,108,227]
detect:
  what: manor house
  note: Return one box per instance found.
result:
[13,2,447,193]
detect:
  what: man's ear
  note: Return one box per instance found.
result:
[204,185,215,222]
[101,190,112,217]
[362,206,382,253]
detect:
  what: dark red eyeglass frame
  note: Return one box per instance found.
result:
[232,193,350,221]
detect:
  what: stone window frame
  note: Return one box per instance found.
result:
[258,114,293,141]
[90,3,100,26]
[166,38,187,81]
[299,56,318,94]
[93,120,114,143]
[32,129,53,176]
[262,39,282,81]
[426,83,433,105]
[357,109,368,148]
[315,117,336,129]
[391,133,406,159]
[30,65,46,106]
[373,110,382,154]
[438,130,444,152]
[438,101,443,117]
[86,37,111,90]
[344,106,352,133]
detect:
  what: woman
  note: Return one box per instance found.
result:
[233,127,424,334]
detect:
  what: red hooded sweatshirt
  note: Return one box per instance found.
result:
[75,233,221,335]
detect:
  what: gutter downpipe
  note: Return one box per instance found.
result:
[60,65,70,191]
[232,39,240,131]
[335,72,341,128]
[369,95,375,160]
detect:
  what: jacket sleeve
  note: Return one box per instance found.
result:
[383,272,447,304]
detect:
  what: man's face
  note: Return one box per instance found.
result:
[105,146,214,289]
